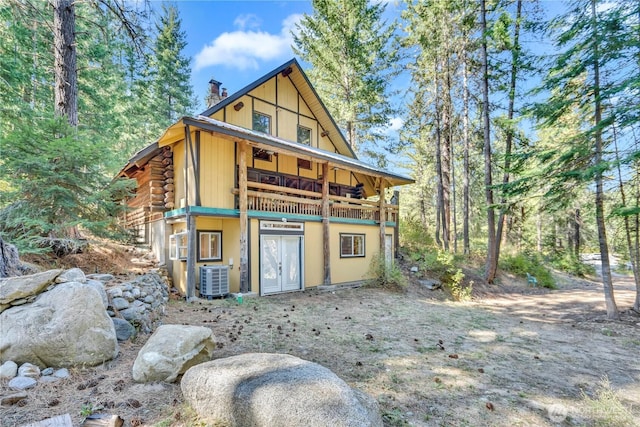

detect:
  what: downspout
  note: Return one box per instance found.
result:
[184,124,196,300]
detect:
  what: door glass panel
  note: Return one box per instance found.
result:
[261,236,280,294]
[281,236,301,291]
[385,235,393,265]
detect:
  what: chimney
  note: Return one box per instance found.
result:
[206,78,224,108]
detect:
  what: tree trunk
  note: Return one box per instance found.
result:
[462,37,470,255]
[441,58,452,252]
[481,0,497,283]
[612,123,639,312]
[0,236,24,278]
[496,0,522,262]
[574,208,581,257]
[52,0,78,126]
[433,63,446,250]
[591,0,619,320]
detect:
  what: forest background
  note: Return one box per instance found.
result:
[0,0,638,320]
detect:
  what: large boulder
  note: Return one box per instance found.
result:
[55,267,86,284]
[0,269,62,308]
[0,282,118,368]
[132,325,215,383]
[181,353,383,427]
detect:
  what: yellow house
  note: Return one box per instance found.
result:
[119,59,413,298]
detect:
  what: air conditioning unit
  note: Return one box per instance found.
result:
[200,265,229,299]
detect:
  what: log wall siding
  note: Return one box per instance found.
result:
[121,147,173,230]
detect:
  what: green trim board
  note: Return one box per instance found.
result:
[165,206,395,227]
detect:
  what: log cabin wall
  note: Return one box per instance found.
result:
[121,146,173,243]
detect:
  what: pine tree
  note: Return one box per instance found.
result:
[0,0,145,253]
[293,0,397,155]
[149,3,196,129]
[532,0,639,319]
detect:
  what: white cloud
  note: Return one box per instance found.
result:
[388,117,404,131]
[233,14,261,30]
[194,13,303,71]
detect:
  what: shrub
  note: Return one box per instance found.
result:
[399,216,433,258]
[550,253,596,277]
[500,252,556,288]
[582,377,636,427]
[367,253,407,292]
[420,250,470,301]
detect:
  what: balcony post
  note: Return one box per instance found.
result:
[238,141,249,293]
[322,162,331,285]
[379,179,386,258]
[394,190,400,260]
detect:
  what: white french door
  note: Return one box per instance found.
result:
[260,235,303,295]
[385,234,393,264]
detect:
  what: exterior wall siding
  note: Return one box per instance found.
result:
[199,134,235,209]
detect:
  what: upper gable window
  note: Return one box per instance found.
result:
[297,125,311,145]
[253,112,271,134]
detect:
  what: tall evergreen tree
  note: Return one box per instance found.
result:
[0,0,145,253]
[532,0,638,319]
[150,3,196,128]
[293,0,397,155]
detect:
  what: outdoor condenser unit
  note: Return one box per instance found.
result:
[199,265,229,299]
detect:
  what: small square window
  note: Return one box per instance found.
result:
[253,112,271,134]
[198,230,222,262]
[169,231,188,260]
[297,158,312,170]
[297,125,311,145]
[253,147,273,161]
[340,233,365,258]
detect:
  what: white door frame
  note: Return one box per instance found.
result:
[259,221,304,295]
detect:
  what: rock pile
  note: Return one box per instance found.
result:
[104,270,170,335]
[0,267,170,371]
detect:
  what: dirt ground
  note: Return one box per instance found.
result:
[1,256,639,426]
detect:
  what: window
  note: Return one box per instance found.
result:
[340,233,365,258]
[198,231,222,262]
[297,125,311,145]
[252,112,271,134]
[169,231,188,260]
[253,147,273,161]
[297,158,312,170]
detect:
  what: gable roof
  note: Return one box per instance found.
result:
[200,58,357,159]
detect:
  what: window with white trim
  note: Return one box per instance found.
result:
[169,231,188,260]
[252,111,271,134]
[297,125,311,145]
[340,233,365,258]
[198,230,222,262]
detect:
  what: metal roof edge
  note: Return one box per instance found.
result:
[199,59,298,117]
[184,115,413,185]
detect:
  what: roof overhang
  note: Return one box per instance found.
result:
[158,115,414,187]
[117,142,161,177]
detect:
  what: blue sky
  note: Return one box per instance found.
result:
[168,1,409,119]
[171,1,314,112]
[164,1,582,151]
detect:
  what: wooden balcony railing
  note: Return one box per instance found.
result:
[233,182,398,223]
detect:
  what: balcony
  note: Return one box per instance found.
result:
[233,182,398,223]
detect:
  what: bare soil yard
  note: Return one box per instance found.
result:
[2,267,639,427]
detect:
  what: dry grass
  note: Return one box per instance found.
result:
[2,248,639,426]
